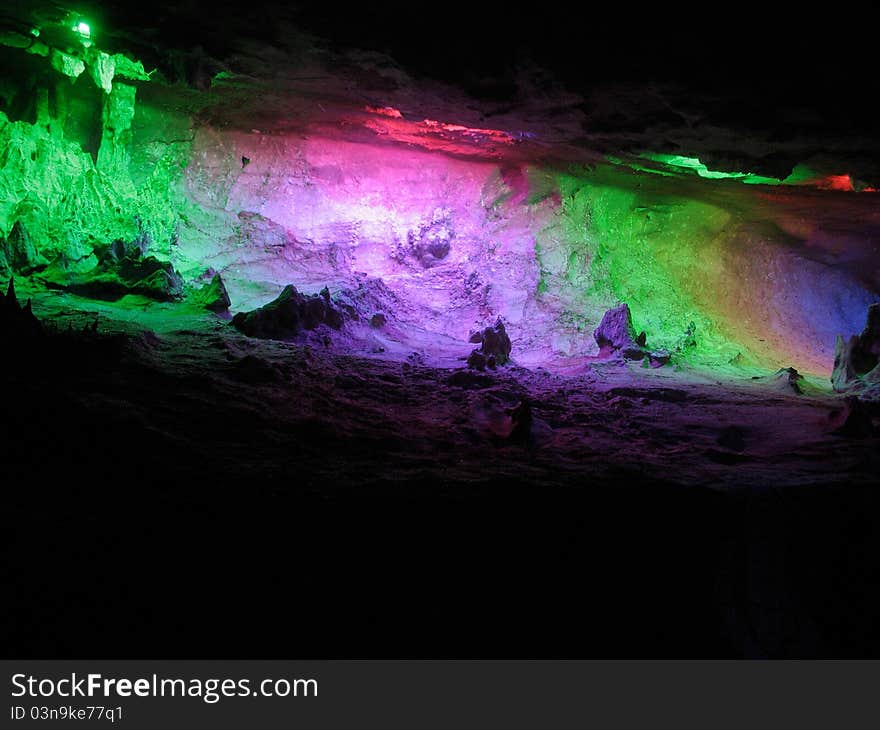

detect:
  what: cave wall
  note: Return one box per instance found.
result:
[538,168,879,372]
[1,36,877,374]
[0,78,189,271]
[181,129,550,349]
[178,126,878,372]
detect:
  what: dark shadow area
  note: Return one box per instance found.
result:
[3,323,878,658]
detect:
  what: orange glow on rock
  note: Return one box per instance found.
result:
[421,119,516,145]
[354,110,518,158]
[364,105,403,118]
[817,174,855,192]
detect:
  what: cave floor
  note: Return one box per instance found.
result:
[4,289,880,658]
[16,285,877,493]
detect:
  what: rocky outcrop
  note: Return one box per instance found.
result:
[467,318,511,370]
[647,350,671,368]
[832,304,880,393]
[41,239,184,302]
[232,285,345,340]
[393,207,455,268]
[772,367,805,395]
[594,303,649,361]
[0,222,49,278]
[191,272,231,312]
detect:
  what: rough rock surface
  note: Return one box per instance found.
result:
[232,285,345,340]
[594,304,648,361]
[41,239,184,302]
[398,207,455,268]
[467,318,511,370]
[0,222,49,277]
[2,1,880,377]
[648,350,671,368]
[773,367,806,395]
[472,392,532,442]
[832,304,880,393]
[191,272,231,313]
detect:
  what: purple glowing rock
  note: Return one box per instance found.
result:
[467,349,489,370]
[404,208,454,268]
[594,303,635,348]
[594,303,648,361]
[648,350,671,368]
[467,318,512,370]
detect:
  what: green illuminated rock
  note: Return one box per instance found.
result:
[0,221,49,275]
[50,49,86,80]
[41,238,184,301]
[191,272,232,312]
[97,83,137,179]
[536,166,736,364]
[87,48,116,93]
[112,54,151,81]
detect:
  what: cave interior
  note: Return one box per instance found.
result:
[3,1,880,658]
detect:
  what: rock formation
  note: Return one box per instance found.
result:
[232,285,345,340]
[191,272,231,313]
[772,367,805,395]
[832,304,880,393]
[467,318,512,370]
[41,239,184,302]
[0,222,49,278]
[594,304,650,361]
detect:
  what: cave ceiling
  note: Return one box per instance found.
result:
[4,0,879,182]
